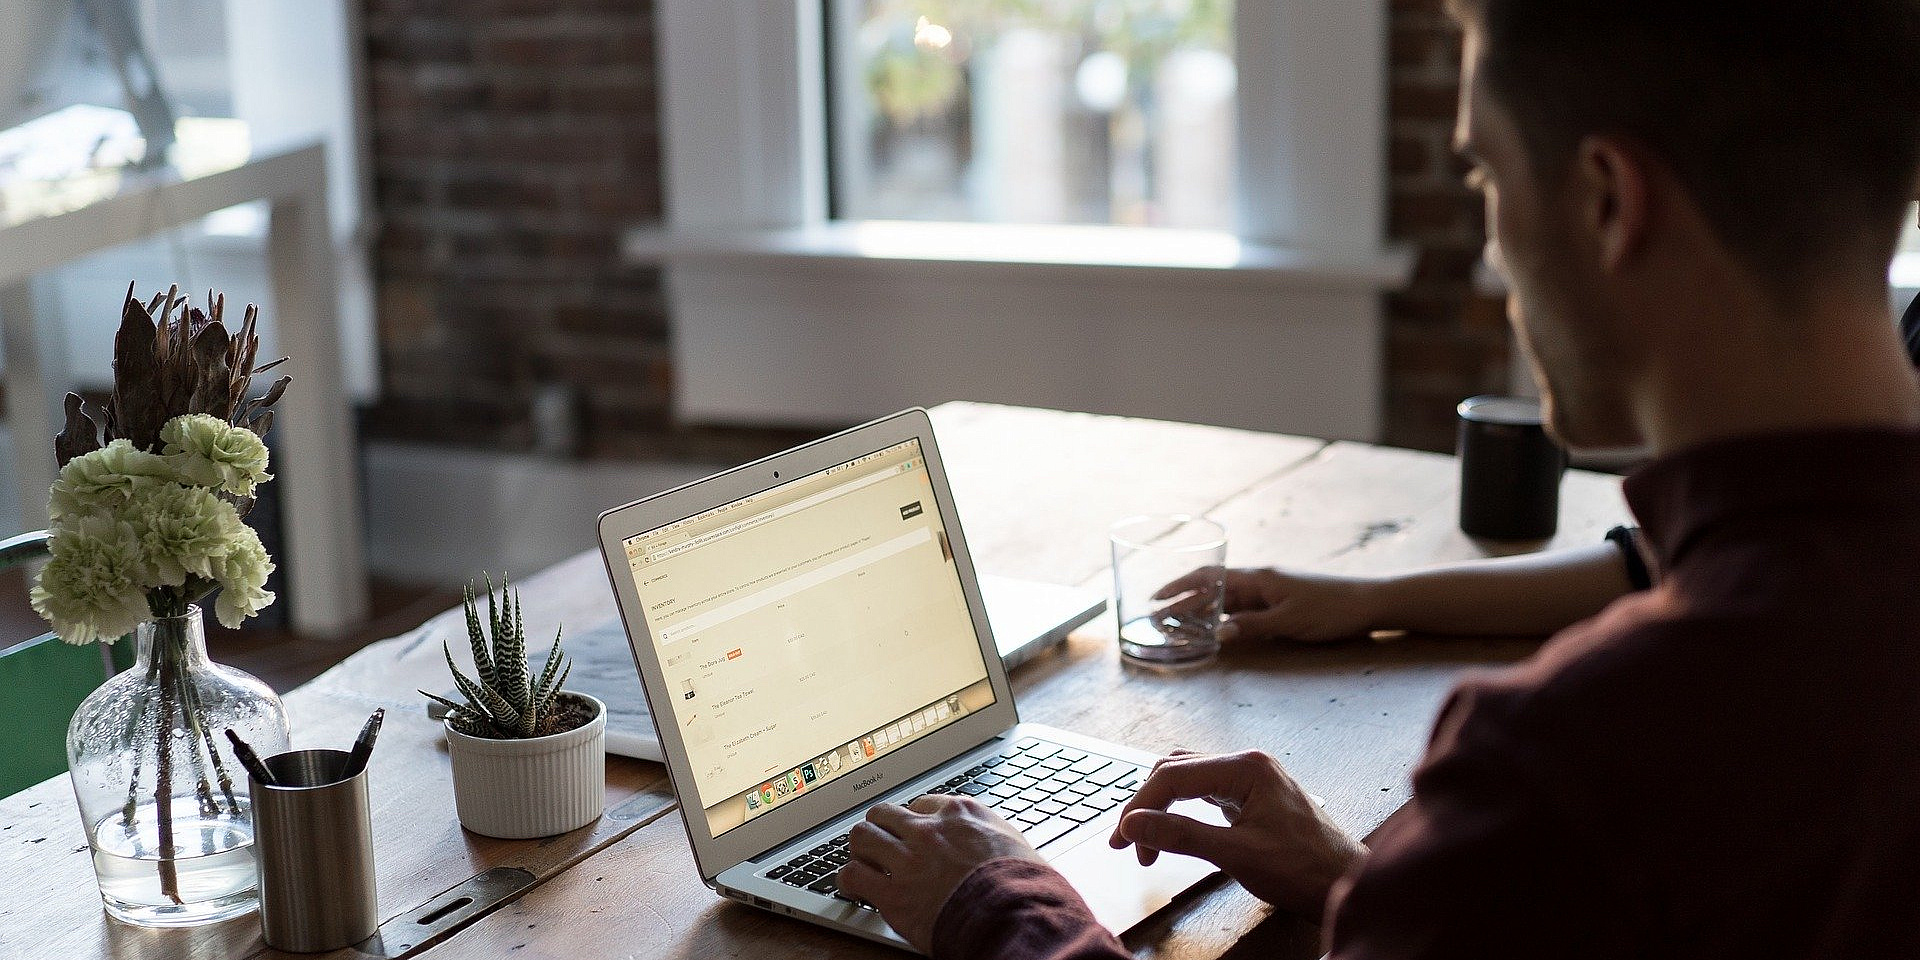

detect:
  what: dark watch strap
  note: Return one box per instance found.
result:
[1606,525,1653,591]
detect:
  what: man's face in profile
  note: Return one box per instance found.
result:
[1454,23,1641,452]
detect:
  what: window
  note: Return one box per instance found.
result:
[827,0,1236,229]
[648,1,1401,441]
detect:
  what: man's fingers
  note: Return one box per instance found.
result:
[1147,748,1196,772]
[1151,591,1212,622]
[1220,607,1327,644]
[1151,569,1212,601]
[835,858,887,905]
[1131,753,1250,811]
[848,820,910,872]
[1112,753,1231,847]
[866,801,929,837]
[1117,809,1237,866]
[907,793,957,814]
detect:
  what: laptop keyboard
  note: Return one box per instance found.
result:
[761,738,1147,907]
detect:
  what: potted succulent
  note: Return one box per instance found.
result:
[421,578,606,839]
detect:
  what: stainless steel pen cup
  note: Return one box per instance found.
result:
[253,749,378,953]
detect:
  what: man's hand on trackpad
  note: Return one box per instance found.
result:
[839,794,1042,953]
[1107,750,1365,917]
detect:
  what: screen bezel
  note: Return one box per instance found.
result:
[596,408,1019,879]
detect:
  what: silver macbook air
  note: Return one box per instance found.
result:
[596,408,1220,951]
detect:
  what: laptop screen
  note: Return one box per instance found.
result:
[619,438,997,837]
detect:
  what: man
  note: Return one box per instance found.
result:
[835,2,1920,957]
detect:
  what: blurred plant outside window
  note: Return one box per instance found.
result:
[830,0,1236,230]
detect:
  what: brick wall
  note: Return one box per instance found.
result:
[361,0,687,457]
[1382,0,1510,452]
[358,0,1499,458]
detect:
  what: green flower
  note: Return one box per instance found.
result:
[48,440,179,520]
[122,484,248,587]
[161,414,272,497]
[210,525,276,628]
[30,514,153,645]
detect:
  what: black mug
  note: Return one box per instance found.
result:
[1456,395,1566,540]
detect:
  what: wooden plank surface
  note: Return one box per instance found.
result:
[931,403,1326,586]
[0,403,1632,960]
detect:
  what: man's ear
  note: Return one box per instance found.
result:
[1574,136,1651,274]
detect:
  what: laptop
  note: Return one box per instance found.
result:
[596,408,1221,950]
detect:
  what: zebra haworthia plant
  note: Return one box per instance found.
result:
[429,577,605,839]
[422,577,575,740]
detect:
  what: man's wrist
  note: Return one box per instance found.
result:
[1356,573,1407,633]
[1309,834,1370,914]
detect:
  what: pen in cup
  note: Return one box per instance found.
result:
[346,708,385,776]
[225,728,277,787]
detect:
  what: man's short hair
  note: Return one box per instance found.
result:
[1449,0,1920,292]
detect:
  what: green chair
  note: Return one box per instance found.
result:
[0,531,135,797]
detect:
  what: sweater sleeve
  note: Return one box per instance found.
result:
[1325,682,1626,960]
[931,858,1133,960]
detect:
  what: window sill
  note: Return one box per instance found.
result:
[645,219,1394,439]
[622,221,1413,293]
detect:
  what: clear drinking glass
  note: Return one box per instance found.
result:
[1110,515,1226,665]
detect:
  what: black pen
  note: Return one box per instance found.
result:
[347,708,385,776]
[225,728,277,787]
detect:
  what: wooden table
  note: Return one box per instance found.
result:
[0,402,1630,960]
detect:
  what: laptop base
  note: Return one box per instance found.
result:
[716,723,1222,953]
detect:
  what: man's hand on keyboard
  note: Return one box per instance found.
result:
[1108,750,1365,916]
[839,794,1042,952]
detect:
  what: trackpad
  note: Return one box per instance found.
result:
[1053,799,1226,935]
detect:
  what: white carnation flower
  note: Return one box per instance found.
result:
[49,440,179,520]
[122,484,247,587]
[161,413,272,497]
[211,524,276,628]
[30,514,154,644]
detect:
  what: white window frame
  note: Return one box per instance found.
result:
[639,0,1410,440]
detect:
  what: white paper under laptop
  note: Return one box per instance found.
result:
[596,409,1219,951]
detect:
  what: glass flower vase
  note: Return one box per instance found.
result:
[65,605,290,927]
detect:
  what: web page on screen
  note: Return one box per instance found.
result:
[624,439,995,836]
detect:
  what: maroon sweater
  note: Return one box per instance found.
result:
[933,428,1920,960]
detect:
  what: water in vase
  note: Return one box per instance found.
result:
[90,798,258,926]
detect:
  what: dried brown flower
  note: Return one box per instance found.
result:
[54,283,290,469]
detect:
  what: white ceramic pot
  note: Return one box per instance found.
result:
[445,692,607,839]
